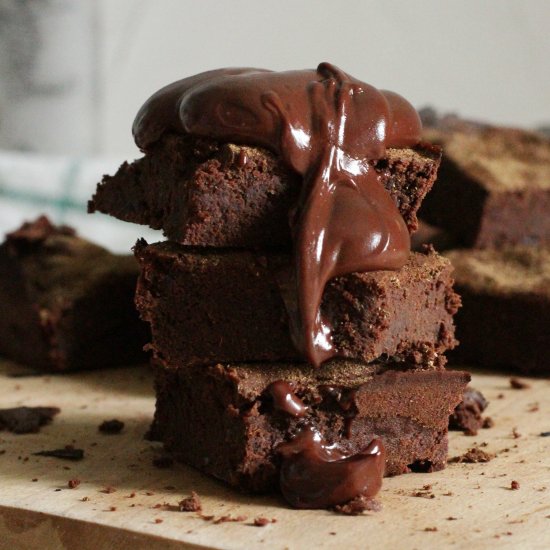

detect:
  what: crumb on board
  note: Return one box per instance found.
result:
[482,417,494,429]
[450,447,494,463]
[509,378,530,390]
[98,419,124,434]
[179,491,202,512]
[100,486,117,494]
[333,495,381,515]
[510,480,520,490]
[68,478,81,489]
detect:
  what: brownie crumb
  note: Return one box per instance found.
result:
[333,495,381,515]
[179,491,202,512]
[80,496,90,502]
[68,478,81,489]
[33,447,84,461]
[449,388,488,436]
[510,378,530,390]
[512,427,521,439]
[213,515,247,524]
[253,517,271,526]
[98,419,124,434]
[107,506,117,512]
[0,406,60,434]
[510,480,520,490]
[482,417,495,429]
[540,431,550,437]
[154,518,163,524]
[447,516,458,521]
[424,527,438,532]
[450,447,494,463]
[100,486,117,494]
[126,492,136,498]
[152,456,173,469]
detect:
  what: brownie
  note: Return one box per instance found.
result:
[446,246,550,374]
[419,121,550,248]
[449,387,488,435]
[89,134,442,247]
[134,241,459,368]
[0,216,149,371]
[150,359,470,492]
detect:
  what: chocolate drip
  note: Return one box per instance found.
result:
[266,380,308,417]
[278,424,385,509]
[133,63,421,366]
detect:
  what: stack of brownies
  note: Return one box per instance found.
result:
[418,114,550,375]
[90,65,469,507]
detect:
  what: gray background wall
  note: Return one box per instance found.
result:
[0,0,549,157]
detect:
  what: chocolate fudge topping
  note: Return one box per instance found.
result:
[133,63,421,366]
[266,381,308,417]
[278,425,385,509]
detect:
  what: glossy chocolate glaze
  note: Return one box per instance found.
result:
[133,63,421,366]
[266,380,308,417]
[278,424,385,509]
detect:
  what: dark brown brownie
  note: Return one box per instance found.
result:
[134,241,459,368]
[0,216,149,371]
[449,387,488,435]
[446,246,550,374]
[419,122,550,248]
[89,134,441,247]
[150,359,470,492]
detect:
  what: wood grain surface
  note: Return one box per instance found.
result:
[0,360,549,550]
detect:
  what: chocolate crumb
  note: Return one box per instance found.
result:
[126,492,136,498]
[510,378,530,390]
[510,480,520,490]
[68,478,81,489]
[447,516,458,521]
[482,417,494,429]
[497,393,505,399]
[213,515,247,524]
[179,491,202,512]
[98,419,124,434]
[540,431,550,437]
[152,456,173,469]
[512,427,521,439]
[253,517,271,526]
[0,406,60,434]
[80,497,90,502]
[154,519,163,524]
[450,447,494,463]
[107,506,117,512]
[333,495,381,515]
[100,486,117,494]
[424,527,438,532]
[33,447,84,461]
[31,478,38,482]
[528,403,540,413]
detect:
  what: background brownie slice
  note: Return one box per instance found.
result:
[150,359,470,492]
[446,246,550,374]
[419,123,550,248]
[134,241,459,368]
[0,216,149,371]
[89,134,441,247]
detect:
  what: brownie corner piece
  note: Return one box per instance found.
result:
[151,359,470,493]
[420,121,550,248]
[446,245,550,374]
[91,134,441,247]
[0,216,148,371]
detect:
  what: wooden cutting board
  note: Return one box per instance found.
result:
[0,360,549,550]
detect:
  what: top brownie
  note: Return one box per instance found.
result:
[89,134,441,248]
[419,115,550,248]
